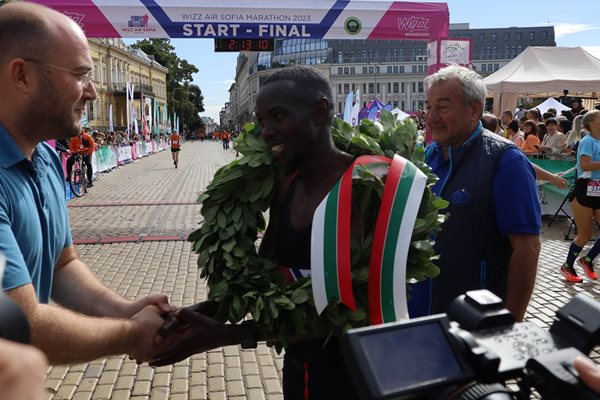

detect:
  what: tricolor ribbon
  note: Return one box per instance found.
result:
[368,155,427,324]
[311,155,416,315]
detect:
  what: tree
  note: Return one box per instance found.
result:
[131,39,204,128]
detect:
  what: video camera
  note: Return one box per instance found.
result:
[343,290,600,400]
[0,253,31,343]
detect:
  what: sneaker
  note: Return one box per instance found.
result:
[88,183,94,188]
[578,257,598,280]
[560,264,583,283]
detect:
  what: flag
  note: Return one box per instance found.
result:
[108,104,114,132]
[343,91,353,124]
[350,89,361,126]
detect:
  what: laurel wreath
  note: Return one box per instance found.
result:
[188,110,448,350]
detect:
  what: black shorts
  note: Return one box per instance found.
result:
[569,179,600,209]
[171,148,180,152]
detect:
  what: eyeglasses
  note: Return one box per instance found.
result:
[23,58,93,88]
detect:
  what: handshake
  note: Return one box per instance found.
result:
[128,299,241,366]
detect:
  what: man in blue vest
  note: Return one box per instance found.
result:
[409,65,541,322]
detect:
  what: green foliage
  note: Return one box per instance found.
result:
[130,39,204,126]
[188,111,448,350]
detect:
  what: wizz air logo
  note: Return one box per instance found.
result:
[64,12,85,29]
[397,16,429,32]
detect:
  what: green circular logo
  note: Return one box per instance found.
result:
[344,17,362,35]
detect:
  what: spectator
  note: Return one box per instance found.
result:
[507,120,524,146]
[409,65,540,321]
[557,117,572,135]
[537,122,548,142]
[561,110,600,283]
[520,121,541,154]
[571,99,585,116]
[542,111,555,121]
[514,104,527,120]
[539,118,567,156]
[0,2,172,364]
[561,109,575,123]
[481,113,503,135]
[527,108,542,123]
[566,115,585,154]
[500,110,513,138]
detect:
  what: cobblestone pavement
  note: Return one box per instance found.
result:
[46,140,600,399]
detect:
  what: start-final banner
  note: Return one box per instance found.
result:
[31,0,448,41]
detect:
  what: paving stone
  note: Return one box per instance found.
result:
[43,143,595,400]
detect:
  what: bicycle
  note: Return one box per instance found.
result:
[69,153,88,197]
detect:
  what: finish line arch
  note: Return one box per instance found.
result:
[31,1,458,73]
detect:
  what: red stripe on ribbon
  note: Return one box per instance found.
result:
[336,155,390,311]
[368,156,406,325]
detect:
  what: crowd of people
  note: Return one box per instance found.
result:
[3,2,600,399]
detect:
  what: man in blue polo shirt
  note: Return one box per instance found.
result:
[0,2,173,365]
[409,65,541,322]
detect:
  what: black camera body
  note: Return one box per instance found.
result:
[342,290,600,400]
[0,253,31,344]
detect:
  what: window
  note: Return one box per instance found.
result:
[393,101,399,108]
[542,31,548,40]
[368,83,374,93]
[401,101,405,110]
[479,33,484,42]
[387,82,392,92]
[393,66,399,74]
[481,64,487,72]
[338,84,342,94]
[363,66,368,74]
[418,65,424,73]
[529,32,535,41]
[399,66,405,73]
[344,84,350,94]
[350,67,355,74]
[393,82,399,93]
[338,51,343,63]
[376,83,380,94]
[369,66,374,74]
[88,100,94,120]
[411,65,417,73]
[344,67,349,74]
[418,82,424,92]
[504,32,509,41]
[517,32,522,41]
[488,63,493,71]
[401,82,405,92]
[338,67,343,75]
[363,83,366,93]
[491,33,497,42]
[387,66,392,73]
[412,82,416,92]
[494,64,499,71]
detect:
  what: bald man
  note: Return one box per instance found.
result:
[0,2,172,364]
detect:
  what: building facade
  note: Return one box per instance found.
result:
[87,38,169,134]
[224,24,555,131]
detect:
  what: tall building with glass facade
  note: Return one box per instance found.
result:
[222,24,555,131]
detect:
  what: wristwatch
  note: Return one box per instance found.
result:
[239,320,258,349]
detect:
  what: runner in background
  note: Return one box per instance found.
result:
[170,130,182,168]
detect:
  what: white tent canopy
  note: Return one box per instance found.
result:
[484,47,600,115]
[534,97,571,116]
[391,108,410,121]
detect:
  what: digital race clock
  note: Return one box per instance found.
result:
[214,39,275,52]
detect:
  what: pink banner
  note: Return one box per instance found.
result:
[368,2,449,40]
